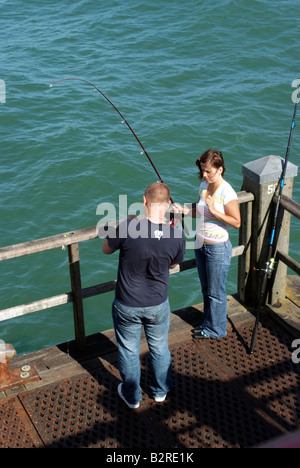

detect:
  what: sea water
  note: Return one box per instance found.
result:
[0,0,299,355]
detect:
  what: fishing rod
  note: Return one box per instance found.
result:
[249,84,300,354]
[50,78,171,196]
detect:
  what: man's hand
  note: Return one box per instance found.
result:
[102,239,116,255]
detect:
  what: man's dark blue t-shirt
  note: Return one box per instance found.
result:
[107,217,185,307]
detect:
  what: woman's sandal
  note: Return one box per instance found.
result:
[193,328,210,339]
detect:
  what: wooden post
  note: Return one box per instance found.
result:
[68,243,86,349]
[238,192,253,303]
[241,155,298,307]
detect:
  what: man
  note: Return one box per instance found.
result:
[102,182,185,409]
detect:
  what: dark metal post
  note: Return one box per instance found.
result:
[68,243,86,350]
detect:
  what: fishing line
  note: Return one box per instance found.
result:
[49,77,186,230]
[49,78,169,193]
[249,83,300,354]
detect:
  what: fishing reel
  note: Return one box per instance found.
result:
[253,258,276,278]
[168,212,180,228]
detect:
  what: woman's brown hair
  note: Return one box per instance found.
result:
[195,149,226,179]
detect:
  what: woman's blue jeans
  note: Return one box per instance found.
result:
[112,298,172,405]
[194,239,232,338]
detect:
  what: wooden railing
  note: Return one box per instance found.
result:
[1,189,299,349]
[273,194,300,275]
[0,192,252,348]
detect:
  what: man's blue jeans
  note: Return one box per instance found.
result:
[194,239,232,338]
[112,298,172,405]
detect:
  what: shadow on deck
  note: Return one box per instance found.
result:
[0,285,299,449]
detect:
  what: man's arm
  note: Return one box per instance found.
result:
[169,237,186,270]
[102,238,116,255]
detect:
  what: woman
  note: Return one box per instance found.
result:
[173,149,241,339]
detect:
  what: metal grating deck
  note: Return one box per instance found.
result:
[0,397,42,448]
[1,316,299,448]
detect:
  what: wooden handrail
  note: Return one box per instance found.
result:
[0,226,98,262]
[0,191,254,262]
[0,252,243,323]
[273,194,300,220]
[2,189,298,348]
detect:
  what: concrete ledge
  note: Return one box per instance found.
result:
[265,275,300,338]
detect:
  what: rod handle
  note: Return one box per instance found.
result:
[249,325,258,354]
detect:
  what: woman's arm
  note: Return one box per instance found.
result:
[172,197,200,218]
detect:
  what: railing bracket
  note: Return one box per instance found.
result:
[0,343,40,392]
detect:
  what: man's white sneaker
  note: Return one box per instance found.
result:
[118,383,140,409]
[154,394,167,403]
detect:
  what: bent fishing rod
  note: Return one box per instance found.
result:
[249,84,300,354]
[49,77,186,230]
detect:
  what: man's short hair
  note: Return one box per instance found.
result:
[144,182,170,204]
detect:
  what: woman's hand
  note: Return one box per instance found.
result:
[206,197,241,229]
[172,203,191,216]
[206,195,215,212]
[172,201,199,218]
